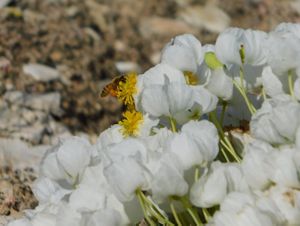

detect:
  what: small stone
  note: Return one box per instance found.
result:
[139,17,196,38]
[23,92,62,116]
[84,27,101,42]
[65,6,79,17]
[114,40,127,52]
[150,52,161,65]
[177,5,230,33]
[115,61,141,73]
[50,51,63,62]
[3,91,24,105]
[23,63,60,82]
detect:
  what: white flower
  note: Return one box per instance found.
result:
[141,79,194,122]
[83,209,123,226]
[68,185,106,212]
[210,192,281,226]
[149,153,188,203]
[241,140,275,190]
[40,137,92,187]
[32,177,71,204]
[104,158,150,202]
[198,46,233,100]
[183,120,218,158]
[55,202,82,226]
[268,186,300,225]
[7,219,32,226]
[250,95,300,145]
[161,34,203,73]
[166,133,200,171]
[270,147,300,188]
[190,161,248,208]
[265,23,300,75]
[215,28,267,67]
[96,124,124,150]
[102,139,151,202]
[261,66,285,97]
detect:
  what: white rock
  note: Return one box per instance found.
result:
[0,138,48,171]
[3,91,24,105]
[24,92,62,115]
[23,63,60,82]
[177,5,230,33]
[115,61,141,73]
[139,17,196,38]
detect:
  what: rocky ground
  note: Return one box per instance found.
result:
[0,0,300,224]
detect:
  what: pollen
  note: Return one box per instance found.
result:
[116,72,138,108]
[118,110,144,137]
[184,71,198,85]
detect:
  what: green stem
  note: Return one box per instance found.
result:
[140,192,174,225]
[170,201,182,226]
[136,189,156,226]
[220,147,230,162]
[180,196,203,226]
[220,139,241,163]
[202,208,211,222]
[210,111,241,163]
[233,79,256,115]
[288,70,295,98]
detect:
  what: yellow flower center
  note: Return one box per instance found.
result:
[118,110,143,137]
[116,72,137,108]
[184,71,198,85]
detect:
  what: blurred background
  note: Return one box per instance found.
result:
[0,0,299,223]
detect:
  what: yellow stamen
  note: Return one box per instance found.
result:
[183,71,198,85]
[117,72,138,108]
[118,110,143,137]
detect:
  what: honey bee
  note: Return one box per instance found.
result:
[100,75,126,97]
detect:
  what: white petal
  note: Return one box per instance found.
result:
[7,219,32,226]
[56,137,91,183]
[40,151,65,181]
[242,140,275,189]
[205,67,233,100]
[261,66,284,97]
[31,213,56,226]
[104,158,150,202]
[215,28,243,66]
[141,63,185,87]
[150,153,188,203]
[141,84,170,117]
[167,133,202,170]
[32,177,71,204]
[191,86,218,114]
[161,44,197,73]
[182,120,219,165]
[166,82,194,116]
[85,209,123,226]
[190,162,227,208]
[69,185,106,212]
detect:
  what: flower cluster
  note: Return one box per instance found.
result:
[8,22,300,226]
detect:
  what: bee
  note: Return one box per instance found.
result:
[100,75,126,97]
